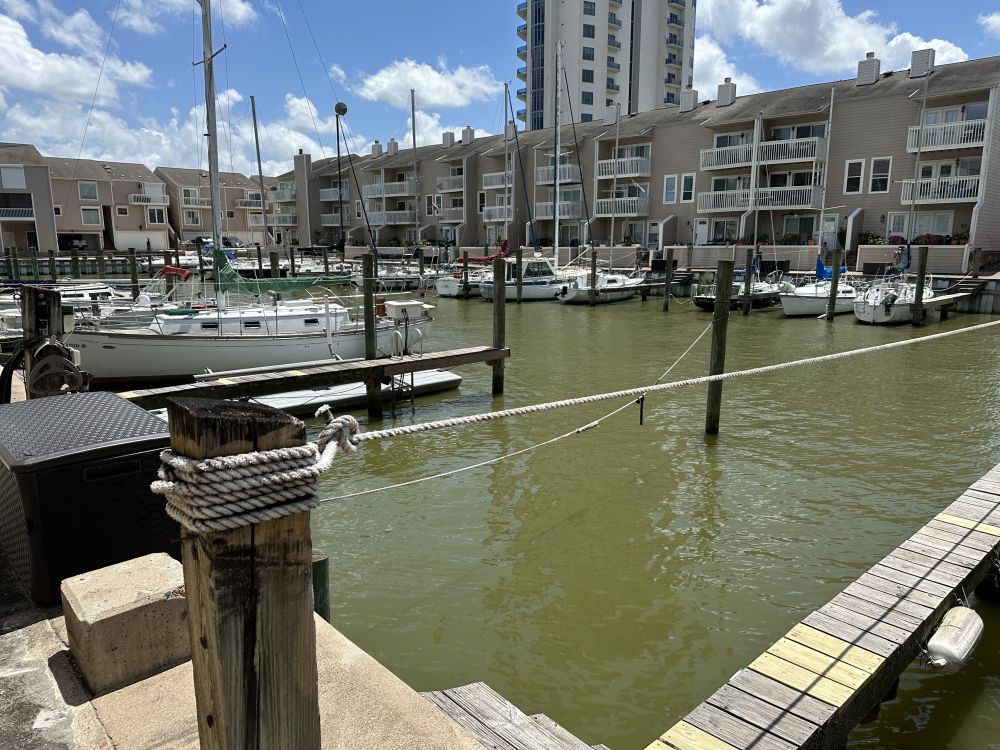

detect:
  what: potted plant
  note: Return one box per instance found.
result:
[952,230,969,245]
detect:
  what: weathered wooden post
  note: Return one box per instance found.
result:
[174,247,181,268]
[269,251,280,280]
[972,246,982,278]
[462,250,470,299]
[417,248,425,277]
[741,245,753,315]
[165,398,321,750]
[825,248,843,322]
[70,247,81,278]
[3,247,15,280]
[195,240,205,283]
[911,245,929,327]
[289,246,297,277]
[588,245,598,306]
[163,251,176,297]
[492,256,506,395]
[128,248,140,300]
[322,245,330,275]
[96,247,107,278]
[661,247,674,312]
[362,253,383,418]
[311,550,331,624]
[47,249,57,281]
[255,243,263,276]
[29,247,40,280]
[515,245,523,303]
[705,259,734,435]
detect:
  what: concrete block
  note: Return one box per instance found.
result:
[61,553,189,695]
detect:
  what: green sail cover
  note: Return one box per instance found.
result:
[212,249,351,296]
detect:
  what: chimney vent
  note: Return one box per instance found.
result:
[857,52,881,86]
[371,140,383,157]
[387,138,398,155]
[679,88,698,113]
[910,48,935,78]
[717,77,736,107]
[442,131,455,148]
[462,126,475,145]
[504,122,516,141]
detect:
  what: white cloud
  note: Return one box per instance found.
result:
[978,12,1000,39]
[118,0,257,34]
[0,16,151,105]
[0,0,35,21]
[355,59,502,109]
[329,63,347,85]
[1,0,107,54]
[692,35,760,97]
[405,110,491,147]
[698,0,967,75]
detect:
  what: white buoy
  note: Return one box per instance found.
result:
[927,606,984,674]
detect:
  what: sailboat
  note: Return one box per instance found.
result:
[778,253,857,317]
[853,245,933,324]
[71,0,433,383]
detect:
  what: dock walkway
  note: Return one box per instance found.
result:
[648,464,1000,750]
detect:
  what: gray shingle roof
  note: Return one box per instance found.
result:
[154,166,257,189]
[0,142,46,166]
[43,157,161,182]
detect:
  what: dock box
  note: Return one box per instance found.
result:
[0,392,178,604]
[385,300,426,321]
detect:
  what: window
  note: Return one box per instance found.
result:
[226,210,235,219]
[680,173,695,203]
[663,175,677,204]
[355,200,362,219]
[795,123,826,139]
[581,113,593,123]
[712,220,738,243]
[247,191,262,202]
[478,191,486,213]
[243,321,261,330]
[583,1,595,15]
[581,91,593,105]
[869,157,891,193]
[582,68,594,83]
[583,23,595,38]
[450,165,464,176]
[965,102,988,121]
[116,205,129,216]
[0,165,26,189]
[715,131,751,148]
[53,205,62,217]
[81,207,101,225]
[184,209,200,226]
[783,215,815,242]
[426,195,435,215]
[843,160,864,194]
[582,46,595,61]
[713,176,742,191]
[78,181,98,201]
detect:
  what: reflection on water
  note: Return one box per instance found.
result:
[311,298,1000,749]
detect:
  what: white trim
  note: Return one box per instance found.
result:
[869,156,892,194]
[662,174,677,204]
[53,204,62,217]
[78,180,99,201]
[115,205,129,216]
[147,207,165,225]
[843,159,864,195]
[680,172,695,203]
[80,206,101,226]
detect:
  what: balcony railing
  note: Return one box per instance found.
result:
[664,76,679,86]
[665,56,681,67]
[369,210,417,225]
[362,179,417,199]
[438,207,465,223]
[517,23,527,36]
[436,175,465,192]
[129,193,168,205]
[700,143,753,170]
[608,13,622,27]
[595,197,649,217]
[482,171,513,189]
[607,82,621,92]
[267,188,296,203]
[517,1,527,16]
[483,205,513,222]
[907,120,987,152]
[517,87,527,99]
[535,201,582,220]
[0,207,35,220]
[663,94,677,104]
[517,66,527,78]
[666,35,682,47]
[270,214,299,226]
[236,198,263,209]
[517,108,527,119]
[535,163,583,184]
[596,156,651,179]
[667,15,684,27]
[607,59,621,72]
[757,136,827,164]
[318,187,347,202]
[182,196,212,207]
[608,37,622,49]
[248,214,266,227]
[320,213,345,226]
[697,185,821,212]
[517,45,528,57]
[902,175,981,204]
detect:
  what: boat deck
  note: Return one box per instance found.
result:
[646,463,1000,750]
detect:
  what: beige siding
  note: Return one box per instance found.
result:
[971,86,1000,249]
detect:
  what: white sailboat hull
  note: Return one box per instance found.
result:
[480,280,564,301]
[853,282,933,325]
[779,283,857,317]
[435,276,481,298]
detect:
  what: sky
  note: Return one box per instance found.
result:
[0,0,997,176]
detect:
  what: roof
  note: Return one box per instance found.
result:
[0,142,47,166]
[43,157,161,183]
[154,166,258,190]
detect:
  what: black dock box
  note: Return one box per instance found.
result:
[0,392,178,603]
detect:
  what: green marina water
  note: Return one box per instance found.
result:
[310,296,1000,750]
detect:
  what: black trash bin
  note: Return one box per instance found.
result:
[0,391,178,603]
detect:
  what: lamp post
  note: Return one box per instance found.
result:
[335,102,347,260]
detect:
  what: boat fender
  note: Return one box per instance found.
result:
[883,292,898,313]
[926,606,984,674]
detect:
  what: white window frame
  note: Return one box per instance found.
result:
[478,191,486,213]
[226,210,235,219]
[869,156,892,194]
[182,187,200,200]
[183,209,200,226]
[81,207,101,226]
[843,159,864,195]
[116,205,129,216]
[662,175,677,204]
[78,181,98,201]
[0,165,26,189]
[53,204,62,217]
[147,207,165,224]
[355,200,362,219]
[680,173,695,203]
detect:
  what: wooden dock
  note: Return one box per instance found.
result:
[119,346,509,410]
[647,464,1000,750]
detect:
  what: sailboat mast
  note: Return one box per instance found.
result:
[503,82,510,243]
[411,89,420,244]
[609,102,620,248]
[553,40,562,268]
[250,95,272,251]
[198,0,224,263]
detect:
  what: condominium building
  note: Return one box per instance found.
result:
[516,0,696,130]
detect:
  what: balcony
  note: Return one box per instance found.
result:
[248,214,266,227]
[517,87,527,99]
[663,94,677,104]
[517,66,527,79]
[669,0,685,6]
[758,137,828,165]
[236,198,263,209]
[595,196,649,217]
[362,179,417,199]
[270,214,299,226]
[907,120,987,152]
[608,13,622,28]
[369,209,417,225]
[608,37,621,49]
[596,156,651,179]
[267,188,296,204]
[697,185,821,212]
[182,196,212,207]
[436,175,465,192]
[438,207,464,223]
[607,58,620,72]
[482,171,513,189]
[700,143,753,170]
[0,207,35,221]
[129,193,168,205]
[517,1,527,17]
[517,108,527,120]
[664,76,679,86]
[902,175,981,204]
[320,213,345,226]
[607,81,621,93]
[535,201,582,220]
[667,15,684,27]
[535,163,583,184]
[483,205,513,222]
[318,187,348,202]
[665,55,681,67]
[666,35,682,48]
[517,45,528,58]
[517,23,527,37]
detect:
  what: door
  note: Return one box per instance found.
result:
[694,219,709,246]
[486,225,497,246]
[820,214,838,250]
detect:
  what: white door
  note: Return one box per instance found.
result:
[486,225,497,245]
[820,214,838,250]
[694,219,709,246]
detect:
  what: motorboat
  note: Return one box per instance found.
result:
[693,273,787,312]
[435,268,491,298]
[0,281,130,310]
[480,256,573,301]
[853,277,933,324]
[556,271,644,304]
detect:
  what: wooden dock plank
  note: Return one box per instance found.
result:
[765,638,872,690]
[854,572,946,610]
[947,497,1000,523]
[685,703,796,750]
[747,653,854,707]
[884,546,973,579]
[784,623,884,674]
[866,562,955,599]
[828,592,924,632]
[659,720,741,750]
[817,602,910,645]
[704,684,820,748]
[727,669,837,725]
[922,519,999,552]
[903,533,982,567]
[934,512,1000,538]
[800,611,897,658]
[878,552,966,588]
[841,582,934,622]
[959,487,1000,505]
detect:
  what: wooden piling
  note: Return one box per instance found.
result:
[255,243,263,275]
[362,253,383,418]
[589,246,598,306]
[128,248,140,300]
[705,259,733,435]
[322,245,330,275]
[96,248,107,278]
[911,245,929,327]
[661,247,674,312]
[311,550,331,624]
[289,247,297,277]
[4,248,15,280]
[826,248,843,322]
[195,242,205,283]
[163,252,176,297]
[70,247,81,278]
[972,247,982,278]
[741,246,753,315]
[29,247,40,280]
[47,249,57,281]
[515,245,523,304]
[462,251,470,299]
[492,256,506,395]
[269,251,280,280]
[165,398,321,750]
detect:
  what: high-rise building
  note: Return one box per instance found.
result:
[515,0,696,130]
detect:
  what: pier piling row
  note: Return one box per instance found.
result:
[647,464,1000,750]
